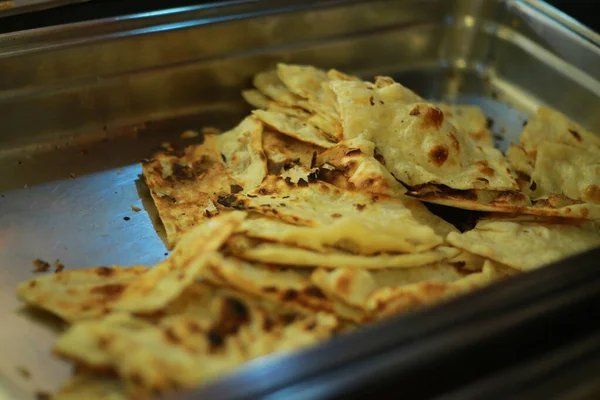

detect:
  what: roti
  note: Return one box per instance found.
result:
[113,211,246,313]
[447,219,600,271]
[221,176,444,254]
[328,80,518,191]
[16,266,148,322]
[437,103,494,147]
[227,234,460,269]
[141,136,237,248]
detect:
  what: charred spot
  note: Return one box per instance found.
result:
[354,203,366,211]
[90,283,126,297]
[476,178,489,184]
[369,96,375,106]
[258,187,270,195]
[297,179,309,187]
[494,191,529,206]
[374,149,386,165]
[225,297,249,323]
[230,184,244,194]
[263,317,275,332]
[282,289,299,301]
[409,105,420,116]
[310,151,318,169]
[428,145,449,167]
[305,321,317,331]
[221,153,227,162]
[421,107,444,130]
[262,286,278,293]
[247,194,257,198]
[28,280,37,288]
[307,171,319,182]
[281,313,299,324]
[530,181,537,191]
[163,328,181,344]
[361,178,375,188]
[486,117,494,129]
[35,391,51,400]
[345,149,361,156]
[217,194,245,210]
[259,152,267,161]
[331,213,342,218]
[568,129,583,142]
[303,285,327,299]
[448,133,460,151]
[204,210,215,218]
[475,161,495,177]
[522,120,528,127]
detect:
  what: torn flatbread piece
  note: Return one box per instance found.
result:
[253,109,336,148]
[113,212,246,313]
[222,176,443,254]
[16,266,148,322]
[227,235,459,269]
[530,141,600,205]
[215,116,267,192]
[142,135,237,248]
[366,261,503,319]
[407,185,600,220]
[242,89,271,109]
[54,312,246,397]
[437,103,494,147]
[54,372,128,400]
[328,80,518,190]
[204,254,364,322]
[311,262,464,311]
[520,106,600,157]
[262,129,319,175]
[252,70,301,106]
[447,219,600,271]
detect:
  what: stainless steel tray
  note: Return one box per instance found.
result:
[0,0,599,398]
[0,0,89,17]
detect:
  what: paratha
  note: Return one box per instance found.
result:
[447,219,600,271]
[221,176,444,254]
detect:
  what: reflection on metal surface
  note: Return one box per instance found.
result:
[0,0,89,17]
[0,0,599,398]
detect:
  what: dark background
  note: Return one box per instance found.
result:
[0,0,598,35]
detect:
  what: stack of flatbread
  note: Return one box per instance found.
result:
[16,64,600,399]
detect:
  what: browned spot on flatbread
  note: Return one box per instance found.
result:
[409,105,420,116]
[568,129,583,142]
[448,133,460,151]
[420,107,444,130]
[90,283,126,298]
[303,286,327,299]
[475,161,495,177]
[95,267,114,277]
[428,145,449,167]
[336,275,351,297]
[583,184,600,204]
[580,208,589,218]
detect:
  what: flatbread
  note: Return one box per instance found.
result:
[520,106,600,157]
[54,372,128,400]
[227,235,460,269]
[214,116,267,192]
[315,138,459,238]
[276,63,330,103]
[530,141,600,205]
[242,89,271,109]
[262,129,319,175]
[328,80,518,190]
[54,312,246,397]
[447,219,600,271]
[203,254,364,322]
[437,103,494,147]
[16,266,148,322]
[310,262,464,309]
[252,110,336,148]
[113,211,246,313]
[222,176,444,254]
[141,135,237,248]
[407,185,600,220]
[252,70,301,106]
[367,261,503,319]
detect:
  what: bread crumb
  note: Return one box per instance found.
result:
[180,130,199,139]
[131,206,142,212]
[54,260,65,273]
[32,259,51,273]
